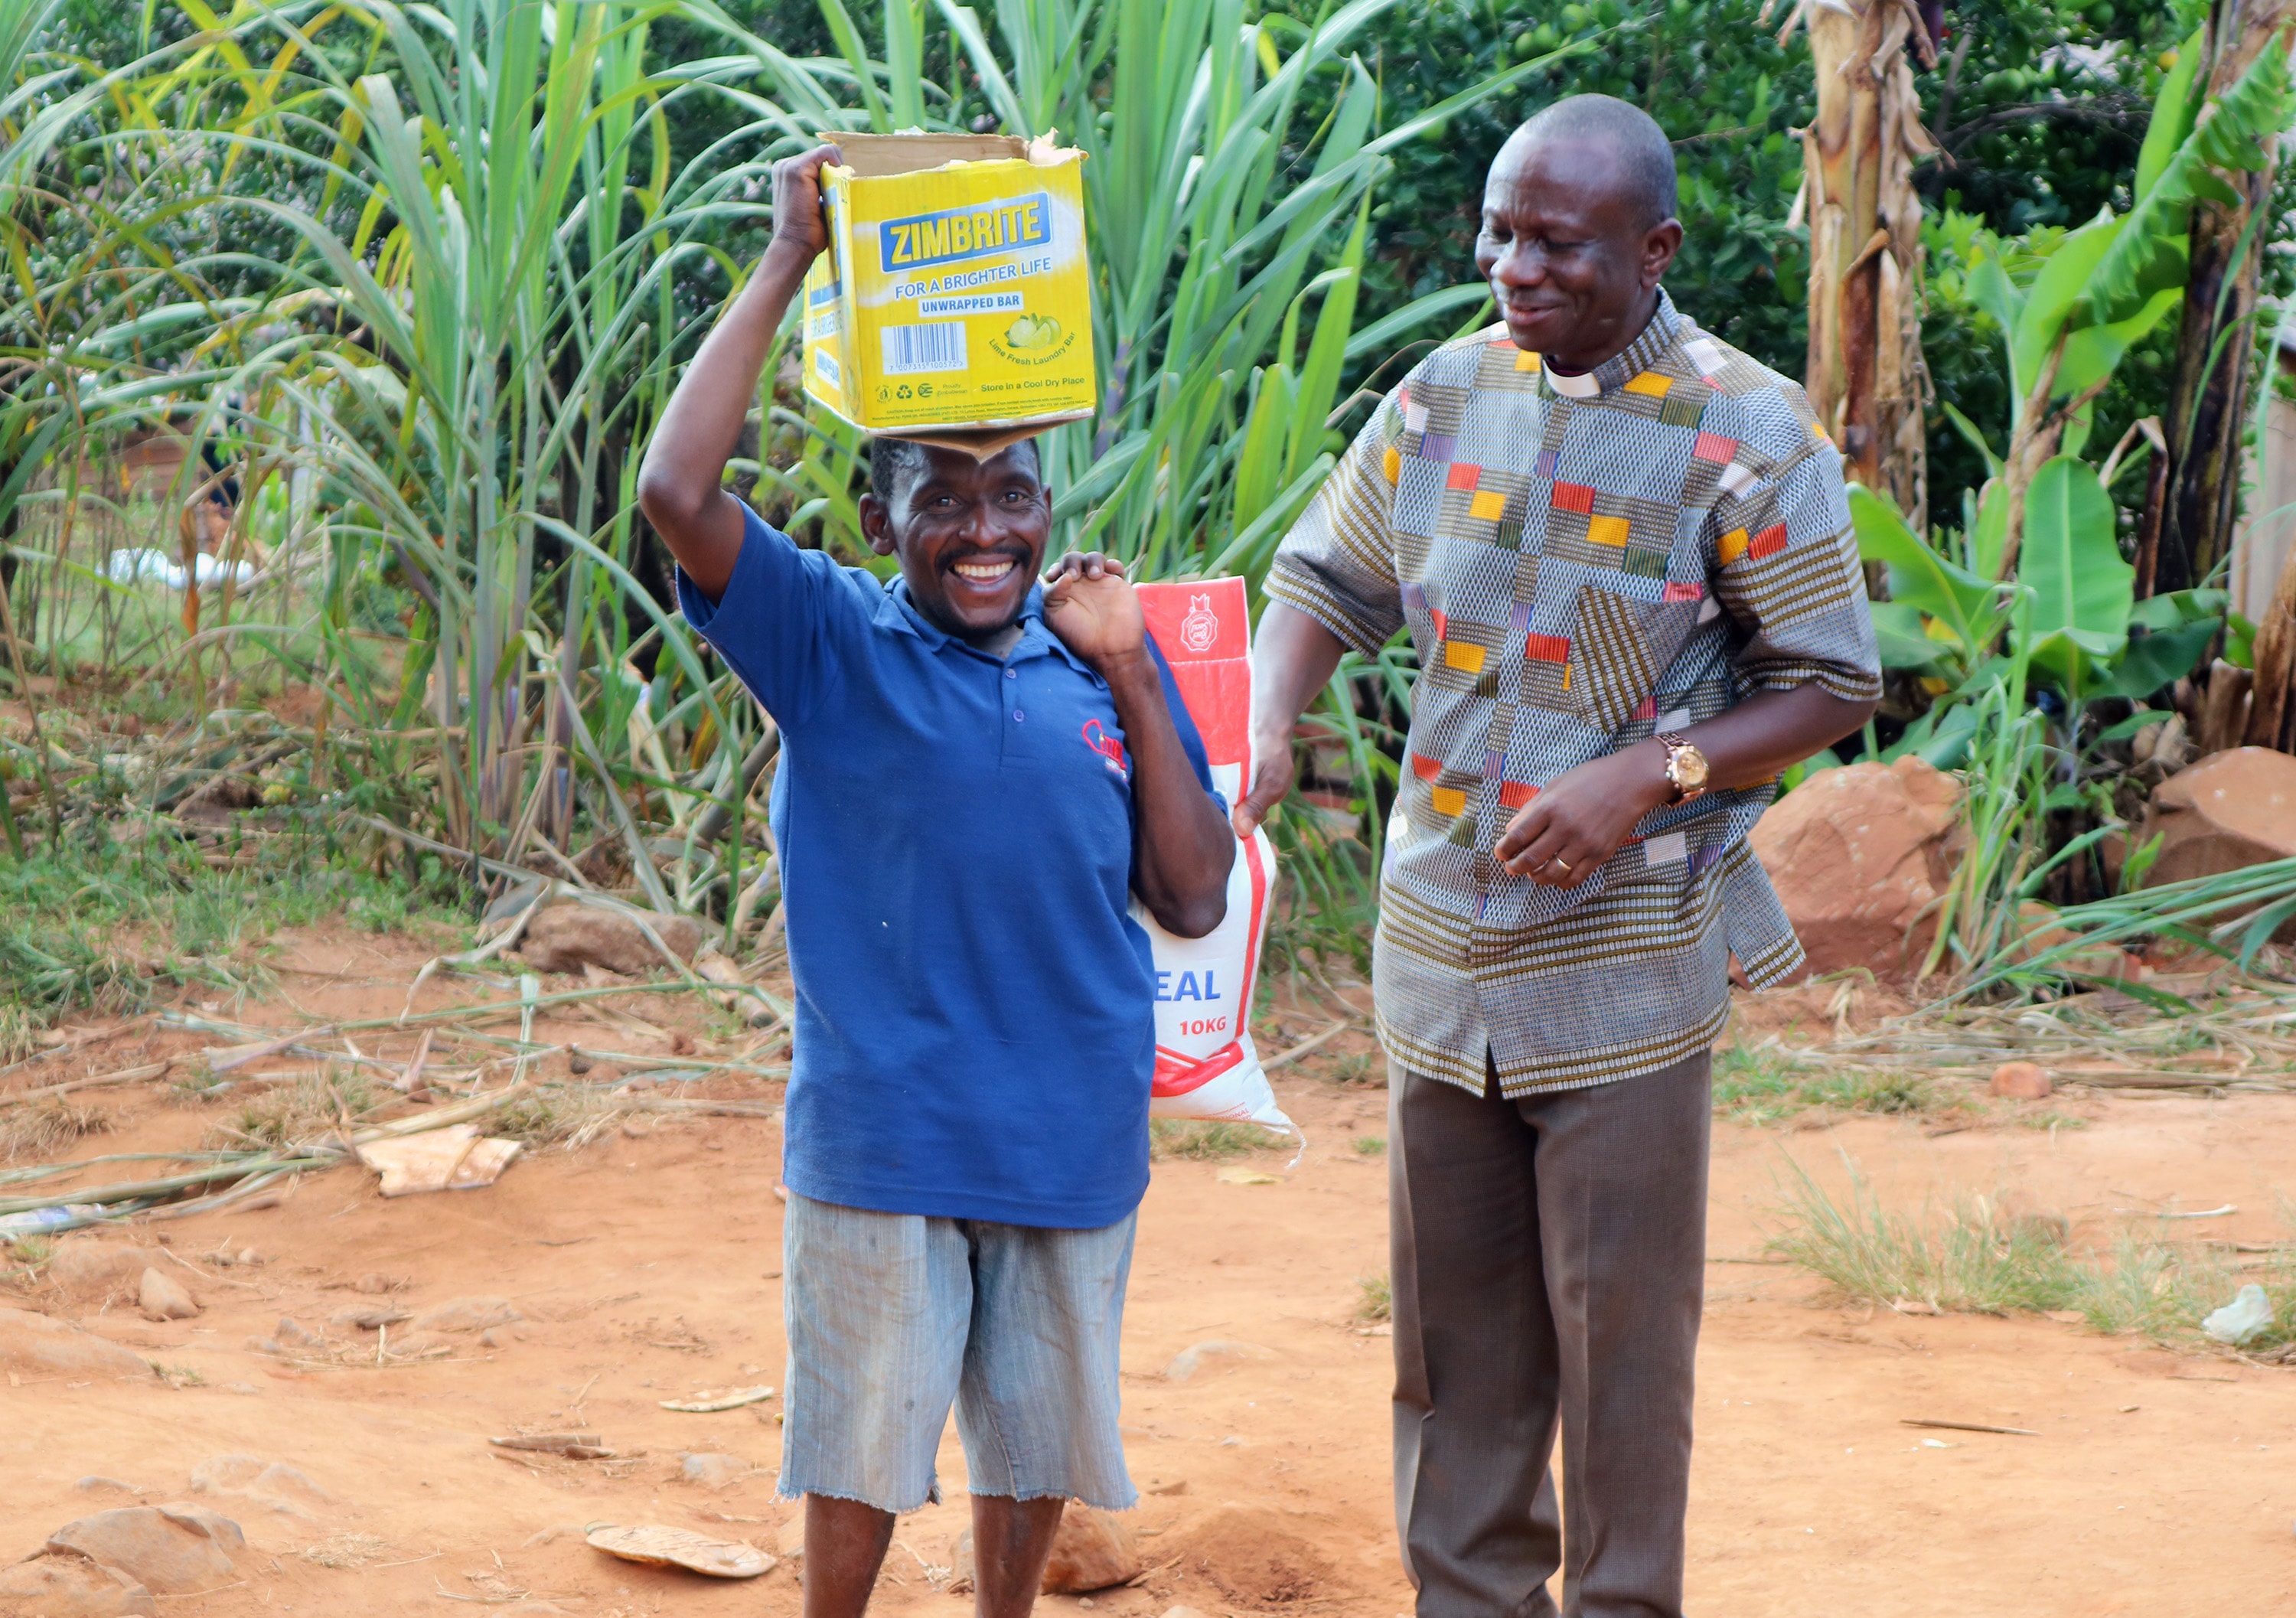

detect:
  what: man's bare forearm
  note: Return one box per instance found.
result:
[1662,683,1874,793]
[637,142,839,602]
[634,240,814,600]
[1233,600,1348,834]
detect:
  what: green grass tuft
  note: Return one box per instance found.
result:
[1354,1272,1392,1324]
[1766,1159,2078,1315]
[0,1100,106,1161]
[1352,1135,1386,1156]
[1714,1043,1936,1125]
[3,1233,54,1268]
[1149,1119,1266,1161]
[204,1070,377,1152]
[1767,1156,2296,1350]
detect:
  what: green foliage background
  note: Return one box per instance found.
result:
[556,0,2288,555]
[1242,0,2256,539]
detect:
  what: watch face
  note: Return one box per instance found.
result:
[1674,745,1710,791]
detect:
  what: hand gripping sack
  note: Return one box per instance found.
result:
[1133,579,1296,1142]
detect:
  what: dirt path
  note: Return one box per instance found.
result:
[5,952,2294,1616]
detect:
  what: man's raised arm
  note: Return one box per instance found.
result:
[636,143,840,602]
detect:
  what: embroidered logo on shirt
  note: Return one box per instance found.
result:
[1081,718,1128,777]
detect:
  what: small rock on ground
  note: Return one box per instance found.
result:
[44,1242,169,1299]
[0,1306,162,1380]
[412,1297,522,1333]
[190,1456,334,1519]
[1989,1061,2053,1100]
[0,1550,155,1616]
[44,1505,242,1594]
[137,1267,200,1322]
[679,1453,752,1487]
[1041,1503,1141,1594]
[74,1477,142,1496]
[515,904,703,976]
[1163,1339,1274,1381]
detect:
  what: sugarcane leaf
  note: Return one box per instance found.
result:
[1343,282,1493,363]
[2238,895,2296,967]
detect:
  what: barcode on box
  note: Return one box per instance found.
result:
[881,323,966,375]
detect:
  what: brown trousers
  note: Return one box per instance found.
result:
[1389,1050,1711,1618]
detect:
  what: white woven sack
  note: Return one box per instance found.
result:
[1133,579,1296,1143]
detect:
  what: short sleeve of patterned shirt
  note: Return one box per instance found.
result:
[1267,291,1882,1098]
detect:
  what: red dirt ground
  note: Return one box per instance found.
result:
[3,926,2294,1617]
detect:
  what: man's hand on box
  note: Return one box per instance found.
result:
[1042,551,1146,670]
[767,143,841,261]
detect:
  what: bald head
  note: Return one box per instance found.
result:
[1473,95,1684,371]
[1507,95,1678,231]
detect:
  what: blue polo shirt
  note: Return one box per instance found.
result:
[677,505,1218,1228]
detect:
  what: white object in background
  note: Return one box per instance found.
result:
[1133,578,1296,1144]
[2201,1283,2273,1346]
[105,548,253,590]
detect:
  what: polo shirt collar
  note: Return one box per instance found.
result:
[1538,287,1681,402]
[877,576,1091,673]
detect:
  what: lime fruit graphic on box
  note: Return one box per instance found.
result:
[802,132,1095,442]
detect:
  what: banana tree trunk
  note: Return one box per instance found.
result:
[2247,533,2296,748]
[2151,0,2296,599]
[1791,0,1938,528]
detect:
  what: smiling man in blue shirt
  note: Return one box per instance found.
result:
[636,143,1234,1618]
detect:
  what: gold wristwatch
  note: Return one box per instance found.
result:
[1655,732,1710,804]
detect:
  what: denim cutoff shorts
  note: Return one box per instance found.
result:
[778,1192,1139,1514]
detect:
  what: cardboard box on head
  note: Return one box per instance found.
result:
[803,132,1095,455]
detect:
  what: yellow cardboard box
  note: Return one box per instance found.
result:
[803,133,1095,447]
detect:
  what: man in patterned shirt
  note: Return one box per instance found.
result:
[1235,97,1882,1617]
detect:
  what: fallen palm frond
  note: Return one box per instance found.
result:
[0,974,790,1230]
[1741,967,2296,1098]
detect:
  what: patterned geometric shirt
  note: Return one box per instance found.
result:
[1266,291,1882,1097]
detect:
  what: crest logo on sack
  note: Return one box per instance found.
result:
[1179,594,1220,654]
[1081,718,1127,776]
